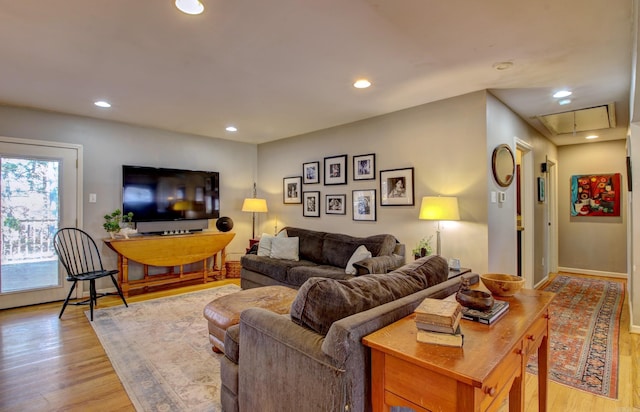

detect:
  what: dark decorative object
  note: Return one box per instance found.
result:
[216,217,234,232]
[455,277,494,311]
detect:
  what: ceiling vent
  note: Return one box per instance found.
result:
[537,103,616,135]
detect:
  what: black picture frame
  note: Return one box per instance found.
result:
[380,167,415,206]
[353,153,376,180]
[324,154,347,185]
[352,189,376,221]
[325,194,346,215]
[303,161,320,184]
[538,177,545,203]
[283,176,302,204]
[303,191,320,217]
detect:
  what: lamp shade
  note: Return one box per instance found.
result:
[242,198,268,213]
[418,196,460,221]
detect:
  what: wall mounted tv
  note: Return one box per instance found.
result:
[122,165,220,222]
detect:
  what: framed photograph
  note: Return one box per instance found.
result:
[303,191,320,217]
[380,167,415,206]
[324,154,347,185]
[283,176,302,204]
[537,177,545,203]
[352,189,376,221]
[303,161,320,184]
[326,194,346,215]
[353,153,375,180]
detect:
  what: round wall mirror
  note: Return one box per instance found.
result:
[492,144,515,187]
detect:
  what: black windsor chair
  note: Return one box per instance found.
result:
[53,228,128,321]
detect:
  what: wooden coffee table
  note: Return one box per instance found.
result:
[363,288,554,412]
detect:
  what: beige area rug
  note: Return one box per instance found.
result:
[88,284,240,412]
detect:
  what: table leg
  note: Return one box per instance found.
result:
[538,333,549,412]
[508,367,524,412]
[121,256,130,297]
[370,350,390,412]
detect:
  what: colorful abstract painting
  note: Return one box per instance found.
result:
[570,173,621,216]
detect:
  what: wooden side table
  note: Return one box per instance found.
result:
[363,289,554,412]
[104,231,235,296]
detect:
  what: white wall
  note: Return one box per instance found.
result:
[486,93,557,284]
[257,92,490,273]
[0,105,257,280]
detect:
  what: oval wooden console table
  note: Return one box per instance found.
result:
[104,231,235,296]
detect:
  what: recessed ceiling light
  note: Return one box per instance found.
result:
[553,90,572,98]
[175,0,204,15]
[585,135,599,140]
[353,79,371,89]
[94,100,111,108]
[558,99,572,105]
[225,126,237,132]
[492,61,514,71]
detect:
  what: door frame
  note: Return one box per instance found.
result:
[545,156,559,275]
[516,138,534,289]
[0,136,83,307]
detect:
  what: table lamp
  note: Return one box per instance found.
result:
[418,196,460,256]
[242,197,268,239]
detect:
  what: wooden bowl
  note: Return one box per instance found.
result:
[480,273,524,296]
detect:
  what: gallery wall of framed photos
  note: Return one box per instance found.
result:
[287,152,415,221]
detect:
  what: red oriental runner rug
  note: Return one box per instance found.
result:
[527,275,624,399]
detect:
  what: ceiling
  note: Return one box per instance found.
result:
[0,0,635,146]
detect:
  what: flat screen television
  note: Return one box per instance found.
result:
[122,165,220,222]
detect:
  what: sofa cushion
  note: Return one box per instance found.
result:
[257,230,288,257]
[323,233,397,268]
[290,255,448,335]
[270,237,299,261]
[287,264,353,286]
[283,227,326,263]
[345,245,372,274]
[241,254,311,284]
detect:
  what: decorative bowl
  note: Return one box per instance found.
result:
[456,289,494,311]
[480,273,525,297]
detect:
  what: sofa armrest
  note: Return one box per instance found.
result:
[236,308,349,411]
[352,253,405,275]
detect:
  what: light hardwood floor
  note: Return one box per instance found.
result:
[0,274,637,412]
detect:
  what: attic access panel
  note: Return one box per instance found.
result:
[537,104,616,135]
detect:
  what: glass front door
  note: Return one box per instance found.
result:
[0,139,79,309]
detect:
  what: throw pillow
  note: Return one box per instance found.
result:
[257,230,288,257]
[344,245,371,274]
[270,236,299,261]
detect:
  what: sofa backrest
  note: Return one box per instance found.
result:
[290,254,449,335]
[282,226,399,267]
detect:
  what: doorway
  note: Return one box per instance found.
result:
[516,139,534,289]
[0,137,81,309]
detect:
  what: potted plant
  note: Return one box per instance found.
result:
[412,235,433,260]
[103,209,134,238]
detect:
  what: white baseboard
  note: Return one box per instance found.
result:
[557,266,628,279]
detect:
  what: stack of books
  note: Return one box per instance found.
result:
[461,299,509,325]
[413,298,464,347]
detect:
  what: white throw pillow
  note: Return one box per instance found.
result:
[345,245,372,274]
[257,230,288,256]
[257,234,274,256]
[270,237,299,261]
